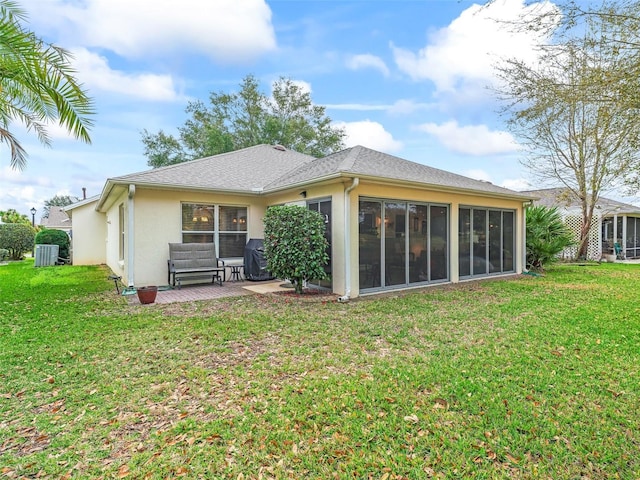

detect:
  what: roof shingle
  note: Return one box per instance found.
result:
[105,144,535,200]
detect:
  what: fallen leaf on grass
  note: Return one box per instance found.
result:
[404,414,419,424]
[433,398,448,409]
[505,453,519,464]
[117,464,130,478]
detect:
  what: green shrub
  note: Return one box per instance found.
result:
[0,224,36,260]
[35,228,70,259]
[263,205,329,294]
[0,248,9,261]
[526,205,576,271]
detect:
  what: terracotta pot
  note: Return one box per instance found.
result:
[137,286,158,304]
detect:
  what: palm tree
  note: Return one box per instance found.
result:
[0,0,94,170]
[526,205,576,271]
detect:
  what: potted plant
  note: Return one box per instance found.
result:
[136,286,158,304]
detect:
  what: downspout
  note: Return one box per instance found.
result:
[338,177,359,302]
[522,200,532,273]
[127,184,135,287]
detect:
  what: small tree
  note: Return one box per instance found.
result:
[263,205,329,294]
[0,223,35,260]
[44,195,76,218]
[35,228,70,259]
[0,208,31,226]
[526,205,576,271]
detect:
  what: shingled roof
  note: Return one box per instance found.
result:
[524,187,640,215]
[265,145,535,199]
[108,144,315,192]
[100,144,535,202]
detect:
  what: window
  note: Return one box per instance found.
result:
[118,203,125,261]
[181,203,247,258]
[459,207,515,278]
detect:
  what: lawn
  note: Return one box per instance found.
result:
[0,260,638,479]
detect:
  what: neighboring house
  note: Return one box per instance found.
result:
[67,144,536,299]
[64,195,104,265]
[39,207,72,234]
[524,187,640,260]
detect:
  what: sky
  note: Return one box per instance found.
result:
[0,0,615,220]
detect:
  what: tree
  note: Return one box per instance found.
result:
[496,2,640,259]
[263,205,329,294]
[0,0,94,170]
[526,205,576,271]
[0,223,34,259]
[142,75,345,168]
[43,194,76,217]
[0,208,30,225]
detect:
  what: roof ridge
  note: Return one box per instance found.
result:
[337,145,362,172]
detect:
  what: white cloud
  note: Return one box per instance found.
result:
[388,99,435,115]
[324,103,390,111]
[501,178,532,191]
[71,48,183,101]
[323,99,434,114]
[23,0,276,63]
[334,120,403,152]
[391,0,558,93]
[0,168,51,215]
[416,120,520,156]
[346,54,390,77]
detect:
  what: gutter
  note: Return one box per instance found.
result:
[338,178,359,302]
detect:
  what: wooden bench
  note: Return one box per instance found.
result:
[167,242,226,288]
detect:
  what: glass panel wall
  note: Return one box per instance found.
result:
[627,217,640,258]
[488,210,502,273]
[459,208,471,277]
[408,205,428,282]
[360,199,448,291]
[384,202,407,286]
[460,207,516,278]
[359,201,382,289]
[617,217,624,248]
[430,206,448,280]
[502,211,514,271]
[472,209,487,275]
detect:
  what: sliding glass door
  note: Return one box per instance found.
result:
[359,199,449,291]
[459,207,515,278]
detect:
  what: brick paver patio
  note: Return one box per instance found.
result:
[126,280,289,305]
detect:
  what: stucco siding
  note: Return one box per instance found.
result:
[128,188,268,287]
[68,200,107,266]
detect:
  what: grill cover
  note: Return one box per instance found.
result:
[244,238,274,281]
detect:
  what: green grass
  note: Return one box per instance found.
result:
[1,260,638,479]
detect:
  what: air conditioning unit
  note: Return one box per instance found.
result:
[34,244,59,267]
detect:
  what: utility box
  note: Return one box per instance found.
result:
[34,244,59,267]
